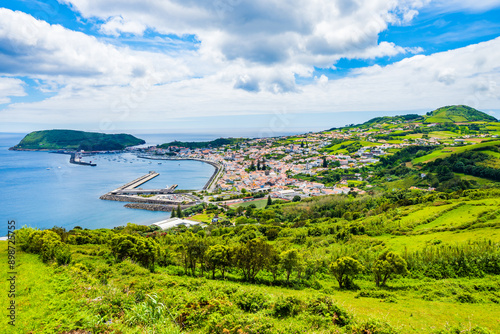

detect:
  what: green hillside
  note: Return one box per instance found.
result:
[424,105,497,123]
[10,130,145,151]
[330,114,423,130]
[159,137,247,150]
[3,188,500,333]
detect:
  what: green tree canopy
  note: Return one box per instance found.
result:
[330,256,364,289]
[373,251,409,287]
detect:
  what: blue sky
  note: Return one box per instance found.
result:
[0,0,499,134]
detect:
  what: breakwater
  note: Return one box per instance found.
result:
[70,153,96,166]
[100,194,196,205]
[124,203,192,211]
[113,171,159,192]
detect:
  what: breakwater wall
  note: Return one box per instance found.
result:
[100,194,196,205]
[124,203,192,211]
[70,153,96,166]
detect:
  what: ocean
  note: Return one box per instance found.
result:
[0,132,219,233]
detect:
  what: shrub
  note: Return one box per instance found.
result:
[110,234,160,271]
[273,296,304,318]
[355,290,395,300]
[54,243,72,265]
[234,290,268,313]
[307,296,352,327]
[456,292,478,304]
[349,318,399,334]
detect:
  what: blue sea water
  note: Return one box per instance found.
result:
[0,133,217,233]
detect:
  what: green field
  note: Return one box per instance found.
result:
[413,140,500,164]
[231,198,269,209]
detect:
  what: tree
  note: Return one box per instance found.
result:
[171,208,176,218]
[110,234,160,271]
[373,251,409,287]
[205,244,232,279]
[322,157,328,168]
[267,195,273,207]
[176,204,183,218]
[330,257,364,289]
[280,249,302,283]
[292,195,301,202]
[267,247,282,281]
[234,239,273,281]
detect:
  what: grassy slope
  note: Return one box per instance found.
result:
[2,239,499,333]
[231,198,269,209]
[412,140,500,164]
[423,105,497,123]
[0,242,88,333]
[2,193,500,333]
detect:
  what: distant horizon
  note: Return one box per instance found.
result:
[2,107,499,138]
[1,2,500,134]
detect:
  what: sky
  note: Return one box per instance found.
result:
[0,0,499,135]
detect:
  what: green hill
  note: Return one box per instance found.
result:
[159,137,247,150]
[424,105,497,123]
[10,130,145,151]
[329,114,423,130]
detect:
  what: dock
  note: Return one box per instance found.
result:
[108,171,178,195]
[110,171,160,193]
[70,153,96,166]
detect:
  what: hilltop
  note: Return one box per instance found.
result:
[424,105,497,123]
[10,129,145,151]
[335,105,497,131]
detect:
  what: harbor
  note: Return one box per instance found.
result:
[100,170,201,212]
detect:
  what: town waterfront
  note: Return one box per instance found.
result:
[0,132,218,232]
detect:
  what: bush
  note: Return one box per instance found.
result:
[55,243,72,265]
[349,318,399,334]
[273,296,304,318]
[355,290,395,300]
[456,292,478,304]
[17,228,70,264]
[234,290,268,313]
[110,234,160,271]
[307,296,352,327]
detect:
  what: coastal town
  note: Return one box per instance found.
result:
[127,117,486,205]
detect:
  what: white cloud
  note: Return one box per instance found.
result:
[0,77,26,104]
[1,1,499,132]
[0,8,191,86]
[430,0,500,13]
[2,36,499,131]
[57,0,428,91]
[99,16,147,37]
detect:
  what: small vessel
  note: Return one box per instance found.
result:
[46,168,51,170]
